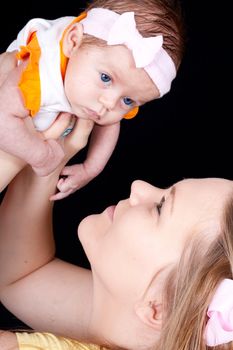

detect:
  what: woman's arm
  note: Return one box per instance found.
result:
[0,331,19,350]
[0,119,94,340]
[0,149,25,192]
[0,51,26,192]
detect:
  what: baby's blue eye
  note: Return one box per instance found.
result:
[123,97,134,106]
[101,73,111,83]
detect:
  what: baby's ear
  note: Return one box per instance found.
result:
[62,23,84,57]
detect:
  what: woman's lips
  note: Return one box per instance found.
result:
[106,205,116,221]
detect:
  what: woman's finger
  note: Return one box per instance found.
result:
[42,113,73,140]
[63,118,94,158]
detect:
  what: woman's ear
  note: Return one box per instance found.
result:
[135,300,163,331]
[62,23,84,58]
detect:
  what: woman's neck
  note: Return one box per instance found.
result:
[89,276,155,350]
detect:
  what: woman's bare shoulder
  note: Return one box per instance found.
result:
[0,331,19,350]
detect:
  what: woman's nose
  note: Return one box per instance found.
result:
[129,180,163,206]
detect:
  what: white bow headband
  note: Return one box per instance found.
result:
[80,8,176,97]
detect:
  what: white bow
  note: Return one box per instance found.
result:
[107,12,163,68]
[81,8,176,97]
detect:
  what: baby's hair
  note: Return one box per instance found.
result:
[82,0,186,70]
[158,191,233,350]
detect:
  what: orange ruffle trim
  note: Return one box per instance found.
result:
[17,32,41,116]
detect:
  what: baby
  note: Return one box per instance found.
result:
[0,0,183,199]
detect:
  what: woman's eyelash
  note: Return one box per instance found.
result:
[156,196,165,215]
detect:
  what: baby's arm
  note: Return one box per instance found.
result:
[51,122,120,201]
[0,61,65,177]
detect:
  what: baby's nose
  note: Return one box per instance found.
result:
[99,91,119,110]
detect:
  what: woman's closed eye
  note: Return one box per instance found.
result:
[156,196,165,215]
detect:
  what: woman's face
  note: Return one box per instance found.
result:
[78,178,233,301]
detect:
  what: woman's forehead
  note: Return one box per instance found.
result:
[174,178,233,219]
[177,178,233,195]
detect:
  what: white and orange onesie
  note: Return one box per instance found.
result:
[7,14,86,131]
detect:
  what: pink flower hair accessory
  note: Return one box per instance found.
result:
[205,278,233,346]
[80,8,176,97]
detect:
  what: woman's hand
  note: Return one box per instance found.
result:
[17,114,94,201]
[0,112,74,192]
[42,114,93,171]
[0,51,17,86]
[42,115,94,200]
[0,51,24,192]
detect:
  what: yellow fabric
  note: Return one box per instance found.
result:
[16,331,106,350]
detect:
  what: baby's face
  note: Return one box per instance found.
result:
[64,44,159,125]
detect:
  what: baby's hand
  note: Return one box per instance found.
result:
[50,163,95,201]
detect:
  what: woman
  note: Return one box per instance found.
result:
[0,121,233,349]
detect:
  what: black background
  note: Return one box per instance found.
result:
[0,0,232,329]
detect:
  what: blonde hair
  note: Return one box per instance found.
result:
[157,192,233,350]
[82,0,186,70]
